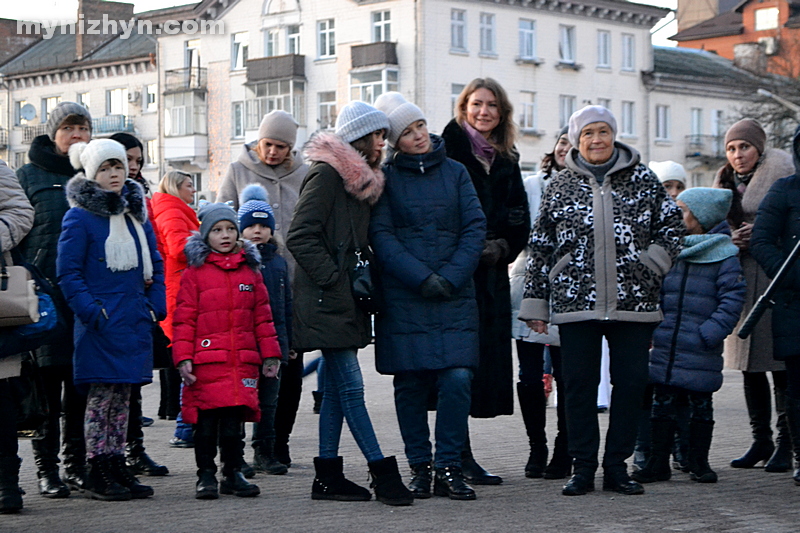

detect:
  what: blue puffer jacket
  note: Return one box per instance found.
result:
[369,135,486,374]
[255,240,292,362]
[649,223,746,392]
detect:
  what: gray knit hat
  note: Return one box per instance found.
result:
[68,140,128,182]
[198,202,239,242]
[46,101,92,141]
[568,105,617,148]
[257,110,299,146]
[335,101,389,143]
[373,92,426,147]
[677,187,733,231]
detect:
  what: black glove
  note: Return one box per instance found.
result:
[480,238,510,266]
[419,273,453,299]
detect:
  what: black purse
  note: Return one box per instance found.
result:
[346,204,382,315]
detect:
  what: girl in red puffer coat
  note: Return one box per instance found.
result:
[172,202,281,500]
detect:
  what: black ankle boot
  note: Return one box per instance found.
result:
[37,469,70,498]
[689,420,717,483]
[108,455,154,498]
[126,439,169,476]
[517,382,548,478]
[253,441,288,475]
[461,438,502,485]
[84,455,131,501]
[544,432,572,479]
[220,470,260,497]
[311,456,371,501]
[0,457,23,514]
[408,462,432,499]
[765,387,793,472]
[196,469,218,499]
[632,418,675,484]
[433,466,476,500]
[368,456,413,506]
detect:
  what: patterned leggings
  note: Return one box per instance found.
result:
[651,384,713,422]
[84,383,132,459]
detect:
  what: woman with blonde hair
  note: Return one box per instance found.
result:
[441,78,530,485]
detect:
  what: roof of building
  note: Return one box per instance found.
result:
[669,10,743,41]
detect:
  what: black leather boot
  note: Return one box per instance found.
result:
[38,469,70,498]
[84,455,131,501]
[368,456,413,506]
[220,428,259,497]
[0,457,23,514]
[461,436,502,485]
[62,435,87,492]
[784,396,800,486]
[731,373,774,468]
[689,420,717,483]
[195,469,219,500]
[253,440,288,475]
[408,462,432,499]
[433,466,476,500]
[32,420,70,498]
[765,385,793,472]
[126,438,169,476]
[311,457,371,501]
[220,470,260,497]
[108,454,154,498]
[544,390,572,479]
[632,418,675,484]
[518,382,548,478]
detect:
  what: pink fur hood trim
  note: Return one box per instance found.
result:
[303,132,385,205]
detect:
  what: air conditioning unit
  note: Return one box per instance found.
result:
[759,37,779,56]
[128,91,141,103]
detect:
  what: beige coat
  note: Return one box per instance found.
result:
[714,148,794,372]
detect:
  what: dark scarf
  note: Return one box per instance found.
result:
[576,150,619,185]
[732,152,765,192]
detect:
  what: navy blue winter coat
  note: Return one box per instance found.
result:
[57,177,166,388]
[369,135,486,374]
[649,224,746,393]
[255,240,292,362]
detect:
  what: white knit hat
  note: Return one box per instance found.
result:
[373,92,426,147]
[649,160,687,185]
[568,105,617,148]
[335,101,389,143]
[68,140,128,182]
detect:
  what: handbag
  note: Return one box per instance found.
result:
[14,352,49,432]
[0,251,39,327]
[345,203,382,315]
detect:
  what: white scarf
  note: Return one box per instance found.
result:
[105,211,153,281]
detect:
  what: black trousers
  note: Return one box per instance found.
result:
[274,352,303,452]
[193,407,245,474]
[0,379,19,459]
[559,321,655,476]
[32,365,86,471]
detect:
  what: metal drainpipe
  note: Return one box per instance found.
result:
[414,0,422,116]
[643,74,653,165]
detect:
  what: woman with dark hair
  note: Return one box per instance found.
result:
[713,119,795,472]
[108,133,170,478]
[441,78,530,485]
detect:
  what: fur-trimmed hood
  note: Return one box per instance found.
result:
[184,232,261,270]
[66,175,147,223]
[714,148,794,220]
[303,131,385,205]
[29,134,77,177]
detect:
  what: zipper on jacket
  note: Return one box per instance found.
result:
[228,269,240,406]
[419,160,425,174]
[665,262,690,385]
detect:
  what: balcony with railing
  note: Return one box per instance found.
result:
[351,42,398,68]
[686,135,725,161]
[22,124,48,144]
[0,127,7,148]
[164,67,207,94]
[247,55,305,83]
[93,115,135,135]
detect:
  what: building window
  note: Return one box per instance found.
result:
[479,13,496,55]
[287,25,300,54]
[451,9,467,52]
[597,98,611,109]
[232,31,249,69]
[145,84,157,113]
[451,83,465,112]
[232,101,244,138]
[77,92,91,111]
[350,69,398,105]
[519,19,536,60]
[14,100,29,126]
[185,39,200,69]
[655,105,671,140]
[164,92,207,137]
[13,151,27,169]
[245,80,305,128]
[755,7,779,31]
[519,92,537,131]
[621,101,635,136]
[372,11,391,43]
[318,91,336,130]
[559,95,576,128]
[106,88,128,116]
[597,30,610,68]
[622,34,635,71]
[145,139,158,166]
[41,96,62,123]
[318,19,335,58]
[690,108,703,139]
[265,29,280,58]
[559,25,576,64]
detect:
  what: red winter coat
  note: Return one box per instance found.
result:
[151,192,199,341]
[172,235,281,424]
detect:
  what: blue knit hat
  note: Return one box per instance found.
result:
[238,184,275,232]
[677,187,733,231]
[198,202,239,242]
[335,101,389,143]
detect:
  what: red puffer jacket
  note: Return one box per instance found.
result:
[172,235,281,424]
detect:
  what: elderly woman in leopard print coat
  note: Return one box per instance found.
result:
[519,106,684,497]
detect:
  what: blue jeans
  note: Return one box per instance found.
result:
[393,367,473,468]
[318,349,383,463]
[252,368,282,449]
[174,383,193,442]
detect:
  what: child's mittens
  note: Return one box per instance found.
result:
[263,358,280,378]
[177,360,197,386]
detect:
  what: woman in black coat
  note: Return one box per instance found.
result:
[750,124,800,486]
[441,78,530,485]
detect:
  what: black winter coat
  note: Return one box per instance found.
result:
[441,119,530,418]
[750,131,800,360]
[16,135,78,367]
[256,241,292,362]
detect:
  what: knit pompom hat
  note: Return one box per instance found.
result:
[68,140,128,181]
[725,118,766,155]
[257,110,299,146]
[677,187,733,231]
[373,92,426,147]
[649,160,687,185]
[335,101,389,143]
[238,184,275,232]
[46,101,92,141]
[568,105,617,148]
[198,202,239,242]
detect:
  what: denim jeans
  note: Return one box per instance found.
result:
[174,383,194,442]
[252,369,281,449]
[318,349,383,463]
[393,367,473,468]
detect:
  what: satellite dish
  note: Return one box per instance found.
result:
[21,104,37,121]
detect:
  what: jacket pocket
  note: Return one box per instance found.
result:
[548,252,573,282]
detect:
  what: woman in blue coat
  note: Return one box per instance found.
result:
[371,93,486,501]
[57,140,166,501]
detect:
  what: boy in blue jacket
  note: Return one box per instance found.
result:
[633,187,745,485]
[238,184,293,475]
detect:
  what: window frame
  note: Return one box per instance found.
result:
[317,19,336,59]
[318,91,337,130]
[559,25,576,64]
[597,30,610,68]
[372,10,391,43]
[450,9,467,52]
[621,34,635,71]
[518,19,536,60]
[655,105,671,141]
[349,68,399,105]
[519,91,537,131]
[287,25,301,55]
[479,12,496,55]
[232,31,249,70]
[559,95,576,128]
[621,101,635,136]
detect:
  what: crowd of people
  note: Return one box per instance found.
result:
[1,77,800,514]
